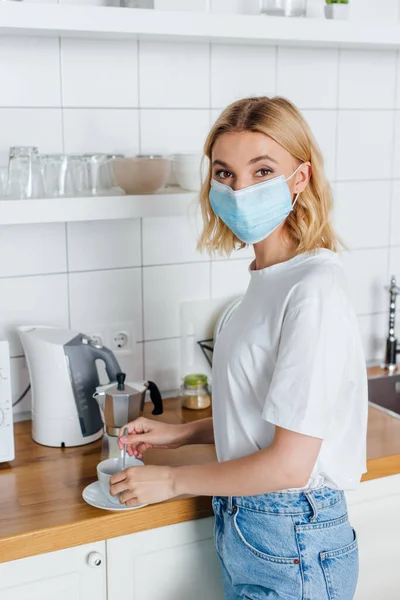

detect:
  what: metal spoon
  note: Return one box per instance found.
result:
[121,427,129,470]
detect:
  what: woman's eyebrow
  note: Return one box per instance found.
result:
[212,159,230,168]
[248,154,278,165]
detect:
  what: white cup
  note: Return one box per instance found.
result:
[97,456,144,505]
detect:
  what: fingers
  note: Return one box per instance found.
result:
[118,417,149,439]
[109,470,127,485]
[110,481,130,496]
[119,489,138,504]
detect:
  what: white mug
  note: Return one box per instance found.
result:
[97,456,144,505]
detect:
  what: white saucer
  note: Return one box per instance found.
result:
[82,481,148,512]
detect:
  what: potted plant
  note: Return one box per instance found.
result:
[325,0,349,20]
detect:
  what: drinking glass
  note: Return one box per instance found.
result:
[259,0,306,17]
[84,154,125,196]
[42,154,77,198]
[7,146,45,200]
[0,167,8,200]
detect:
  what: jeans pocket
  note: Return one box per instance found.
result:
[232,508,299,564]
[320,529,359,600]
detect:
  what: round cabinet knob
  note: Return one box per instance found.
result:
[87,552,104,568]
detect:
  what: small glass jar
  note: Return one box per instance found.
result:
[181,374,211,410]
[260,0,306,17]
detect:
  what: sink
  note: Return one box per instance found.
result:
[368,371,400,417]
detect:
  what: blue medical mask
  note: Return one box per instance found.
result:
[209,164,303,244]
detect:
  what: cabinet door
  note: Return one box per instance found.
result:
[0,541,106,600]
[347,474,400,599]
[107,517,224,600]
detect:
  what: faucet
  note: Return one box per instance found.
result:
[384,276,400,372]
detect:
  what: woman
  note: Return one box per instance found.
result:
[110,96,368,600]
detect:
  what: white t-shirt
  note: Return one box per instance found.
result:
[212,249,368,491]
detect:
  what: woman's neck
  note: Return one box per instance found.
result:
[252,227,297,271]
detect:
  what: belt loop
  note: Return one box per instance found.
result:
[227,496,233,513]
[304,491,318,522]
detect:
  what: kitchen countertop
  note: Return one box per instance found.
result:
[1,398,400,564]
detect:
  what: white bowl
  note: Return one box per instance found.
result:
[111,156,171,195]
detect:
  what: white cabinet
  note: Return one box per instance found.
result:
[0,541,106,600]
[347,474,400,600]
[107,516,224,600]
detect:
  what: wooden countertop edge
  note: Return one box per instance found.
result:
[0,495,213,564]
[2,453,400,564]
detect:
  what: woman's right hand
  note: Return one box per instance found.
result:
[117,418,188,458]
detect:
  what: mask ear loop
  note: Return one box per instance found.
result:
[293,192,300,208]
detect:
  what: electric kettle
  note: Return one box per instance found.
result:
[18,325,122,448]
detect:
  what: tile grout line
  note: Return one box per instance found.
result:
[2,106,400,112]
[387,48,400,279]
[333,47,341,182]
[137,39,142,154]
[65,223,72,329]
[58,38,66,153]
[1,247,399,282]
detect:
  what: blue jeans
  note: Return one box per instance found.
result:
[213,488,358,600]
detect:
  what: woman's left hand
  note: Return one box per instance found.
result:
[109,465,176,506]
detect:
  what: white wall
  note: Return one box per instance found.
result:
[2,0,400,415]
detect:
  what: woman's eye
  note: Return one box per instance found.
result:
[256,168,273,177]
[215,170,233,180]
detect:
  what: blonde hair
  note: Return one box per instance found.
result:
[198,96,340,256]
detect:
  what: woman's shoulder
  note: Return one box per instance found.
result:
[287,249,348,309]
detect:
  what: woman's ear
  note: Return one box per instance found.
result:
[294,162,312,194]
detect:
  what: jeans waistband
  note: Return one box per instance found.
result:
[215,487,344,516]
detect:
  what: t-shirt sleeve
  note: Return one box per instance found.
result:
[262,297,349,439]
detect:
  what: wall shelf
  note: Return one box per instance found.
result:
[0,3,399,50]
[0,188,196,225]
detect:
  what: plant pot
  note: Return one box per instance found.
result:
[324,4,349,20]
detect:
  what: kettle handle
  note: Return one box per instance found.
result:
[146,381,163,416]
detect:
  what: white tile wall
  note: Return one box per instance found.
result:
[340,249,389,315]
[302,110,337,181]
[2,11,400,398]
[391,181,400,246]
[0,109,63,166]
[0,224,67,277]
[61,39,139,108]
[69,268,143,334]
[210,45,276,109]
[67,219,141,271]
[142,216,205,265]
[334,181,391,249]
[0,274,69,357]
[336,111,394,181]
[144,338,181,392]
[63,109,140,155]
[139,42,209,108]
[277,48,338,110]
[143,263,210,340]
[140,109,210,154]
[0,37,61,108]
[338,50,397,110]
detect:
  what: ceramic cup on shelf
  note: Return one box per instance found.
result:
[259,0,306,17]
[97,456,144,505]
[120,0,154,7]
[172,154,208,192]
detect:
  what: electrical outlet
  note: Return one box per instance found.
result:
[90,333,105,347]
[113,331,129,350]
[109,322,136,355]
